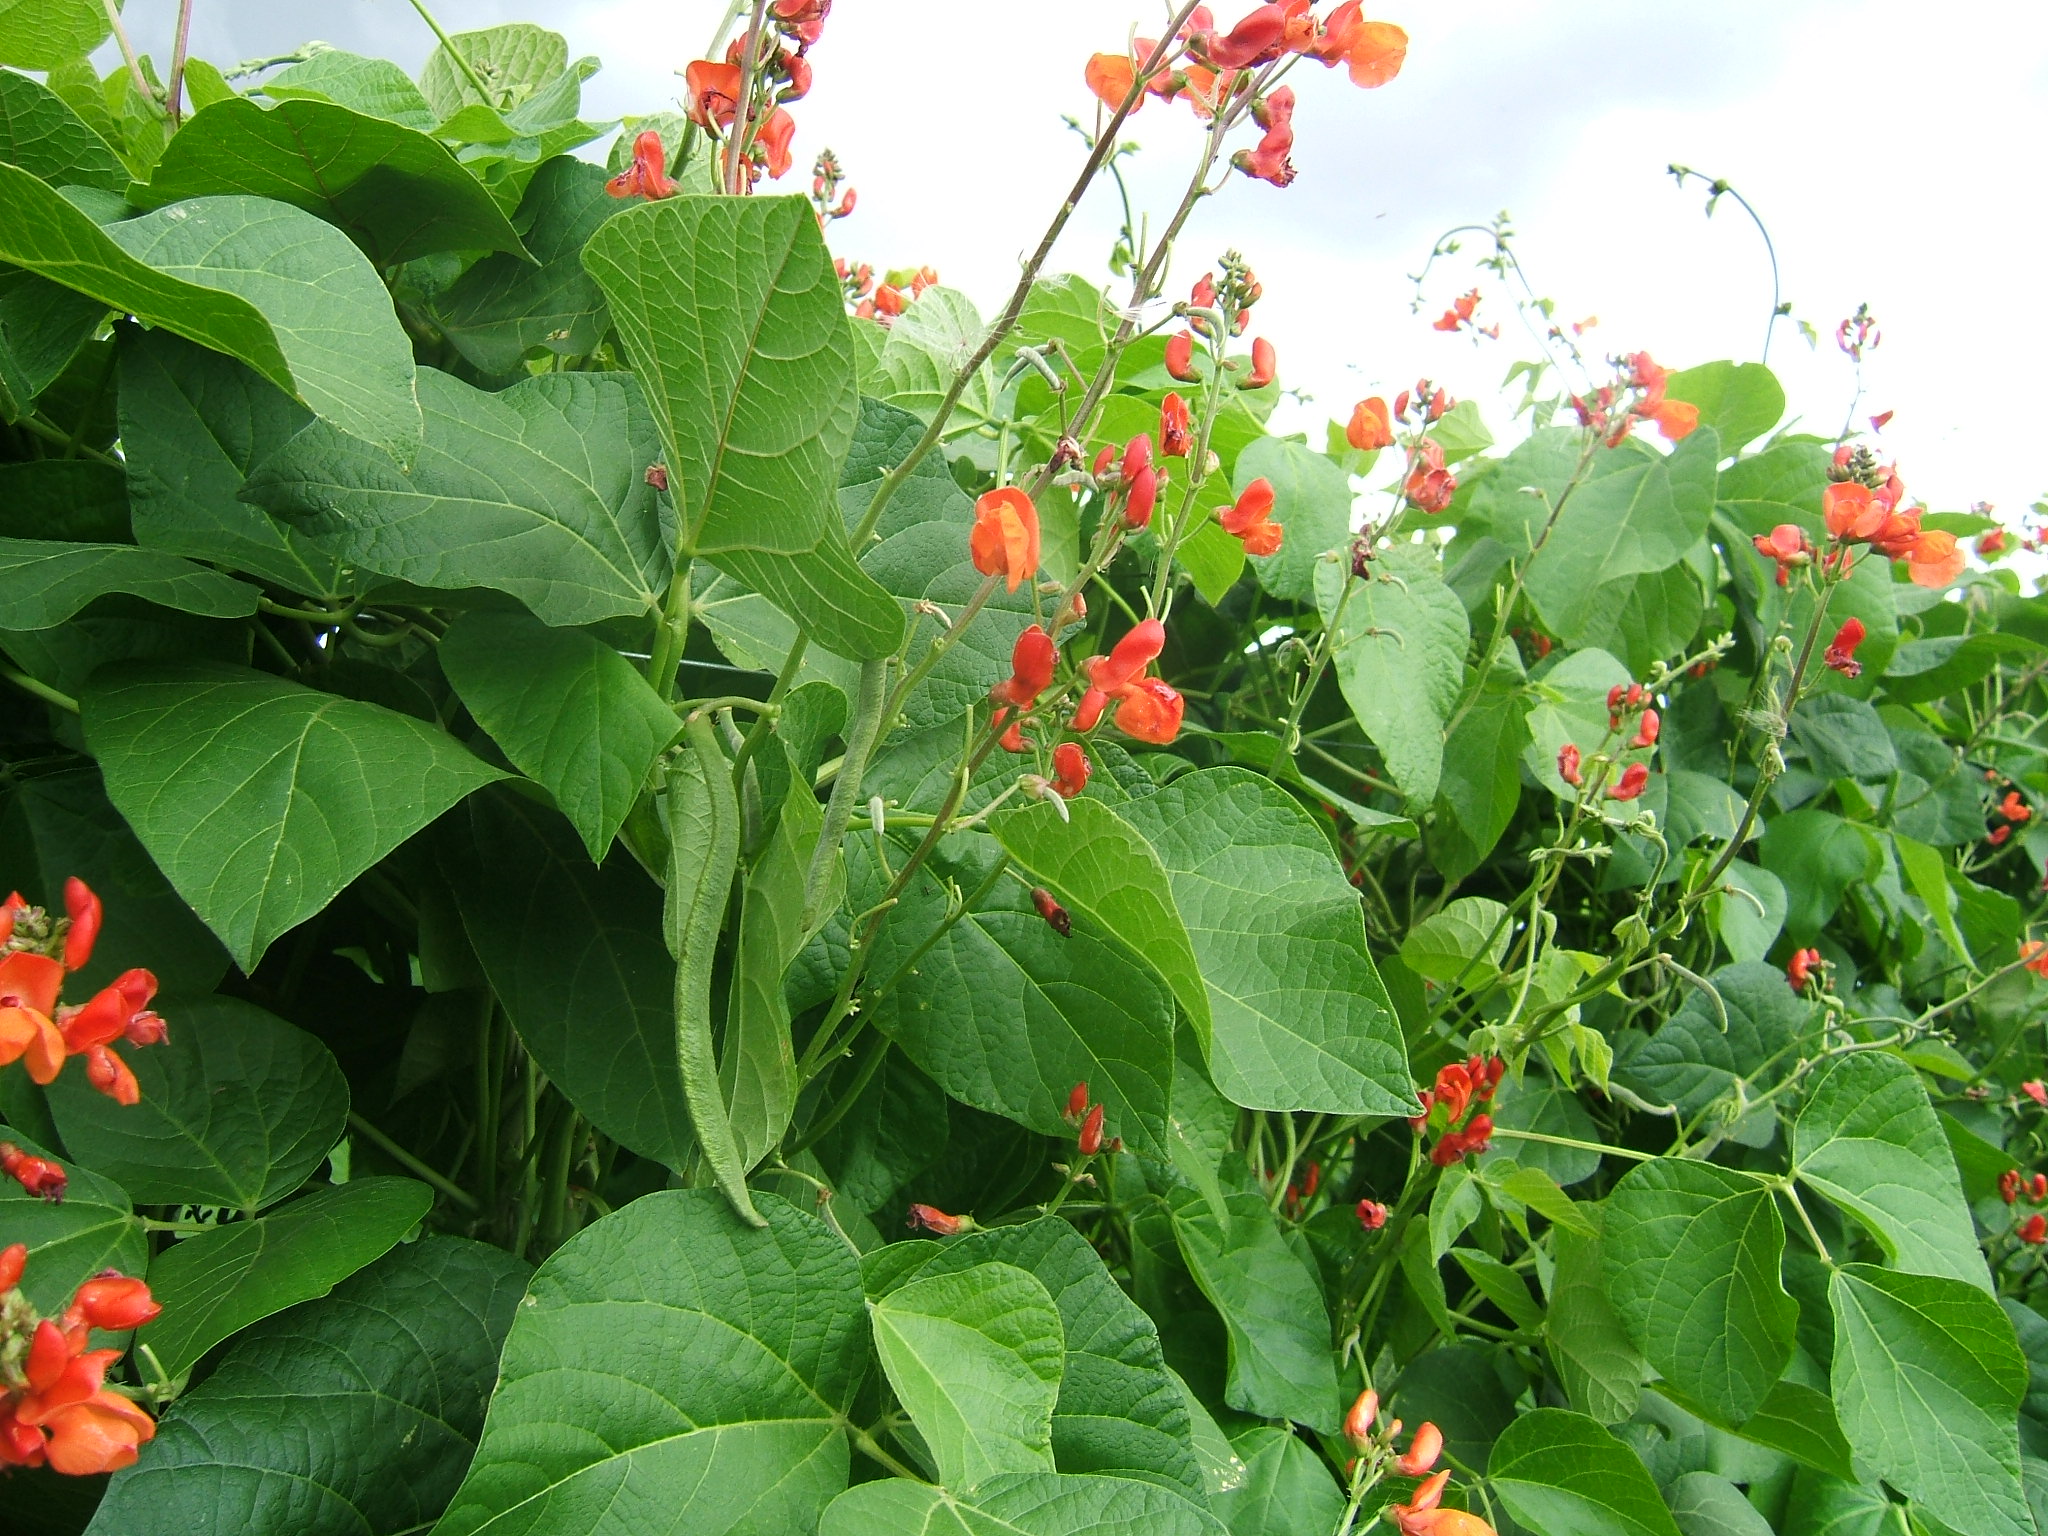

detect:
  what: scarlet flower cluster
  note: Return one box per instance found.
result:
[1431,288,1495,339]
[1339,1390,1492,1534]
[1570,352,1697,447]
[1410,1056,1502,1166]
[1073,620,1184,745]
[1282,1159,1320,1214]
[1062,1082,1120,1157]
[0,883,169,1149]
[0,1244,160,1476]
[1817,448,1965,589]
[2000,1166,2048,1245]
[1986,788,2031,848]
[1084,4,1408,190]
[678,3,827,189]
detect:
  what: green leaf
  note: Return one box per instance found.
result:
[1389,1342,1519,1484]
[1781,1470,1892,1536]
[865,285,996,441]
[1453,1245,1546,1332]
[1430,1160,1485,1261]
[117,325,348,598]
[0,764,230,995]
[434,1189,871,1536]
[1467,427,1721,650]
[1760,809,1879,944]
[421,23,570,117]
[1792,1052,1989,1289]
[1434,669,1531,880]
[1827,1264,2032,1536]
[418,155,628,374]
[1658,1377,1857,1481]
[872,1262,1065,1490]
[1522,646,1631,799]
[721,751,811,1168]
[93,1237,530,1536]
[0,536,259,629]
[0,264,106,421]
[870,1218,1203,1495]
[44,994,350,1212]
[584,195,904,660]
[1111,767,1410,1116]
[1212,1424,1345,1534]
[1400,895,1511,985]
[1234,437,1353,603]
[244,369,672,627]
[1603,1157,1798,1426]
[1791,695,1897,782]
[83,661,505,970]
[440,610,677,861]
[442,788,692,1168]
[1169,1181,1339,1432]
[1613,961,1809,1119]
[133,98,528,265]
[263,51,438,131]
[1665,1470,1775,1536]
[819,1473,1225,1536]
[1548,1215,1646,1424]
[1706,860,1787,965]
[1665,362,1785,450]
[1488,1407,1685,1536]
[0,1131,145,1318]
[1317,544,1471,805]
[865,845,1176,1157]
[0,0,111,69]
[0,66,123,189]
[0,169,423,463]
[138,1177,434,1379]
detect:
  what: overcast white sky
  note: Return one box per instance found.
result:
[116,0,2048,523]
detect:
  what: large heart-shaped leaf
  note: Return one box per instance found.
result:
[441,788,691,1169]
[244,369,671,627]
[0,1132,144,1317]
[583,194,903,660]
[1792,1052,1989,1289]
[0,67,124,190]
[865,843,1176,1158]
[0,264,106,421]
[1169,1181,1338,1432]
[819,1474,1224,1536]
[440,609,678,861]
[871,1261,1065,1491]
[133,97,528,265]
[83,661,505,970]
[139,1177,434,1379]
[1602,1157,1797,1427]
[0,537,259,629]
[1828,1265,2031,1536]
[1488,1408,1683,1536]
[117,325,347,599]
[1317,545,1470,806]
[1546,1215,1645,1425]
[1212,1424,1344,1533]
[419,155,629,374]
[434,1189,871,1536]
[44,994,350,1212]
[92,1237,530,1536]
[0,169,422,462]
[865,1218,1203,1496]
[0,0,114,70]
[1613,961,1810,1118]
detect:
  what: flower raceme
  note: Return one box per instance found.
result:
[970,488,1041,591]
[0,1246,159,1476]
[1817,468,1967,589]
[1403,438,1456,513]
[0,883,166,1107]
[1072,620,1184,745]
[1411,1057,1501,1166]
[1787,948,1824,991]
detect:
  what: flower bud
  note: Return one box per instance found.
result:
[1342,1388,1379,1449]
[1078,1103,1105,1156]
[1165,330,1199,383]
[2002,1169,2023,1204]
[1557,743,1582,786]
[69,1275,161,1332]
[1031,887,1072,937]
[906,1204,971,1236]
[0,1241,25,1293]
[62,878,101,973]
[1395,1420,1443,1476]
[1065,1082,1090,1123]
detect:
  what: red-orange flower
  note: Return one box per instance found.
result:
[906,1203,971,1235]
[1085,51,1141,111]
[1346,396,1394,451]
[0,1141,64,1202]
[1904,528,1965,589]
[1338,16,1408,87]
[2003,791,2032,823]
[1557,743,1582,786]
[1787,948,1823,991]
[2022,1213,2048,1245]
[1824,618,1866,678]
[0,952,65,1085]
[1628,709,1660,750]
[754,107,797,179]
[683,61,743,128]
[1065,1081,1090,1122]
[1242,336,1277,389]
[971,488,1041,591]
[1206,3,1292,67]
[1433,289,1479,332]
[1165,331,1199,382]
[1641,398,1698,441]
[1751,523,1810,586]
[1220,477,1283,556]
[1356,1198,1389,1230]
[1161,393,1193,457]
[1113,677,1185,744]
[0,1243,22,1293]
[1823,481,1887,542]
[992,625,1057,709]
[65,1276,161,1333]
[1395,1421,1444,1476]
[61,879,100,974]
[1124,466,1159,530]
[1051,741,1090,799]
[1078,1103,1105,1156]
[1233,86,1296,186]
[605,129,676,200]
[1073,620,1179,742]
[1607,763,1649,802]
[1403,438,1456,513]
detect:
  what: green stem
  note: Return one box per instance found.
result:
[347,1111,481,1210]
[1489,1128,1656,1165]
[1,666,79,714]
[100,0,159,109]
[405,0,494,103]
[648,555,694,700]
